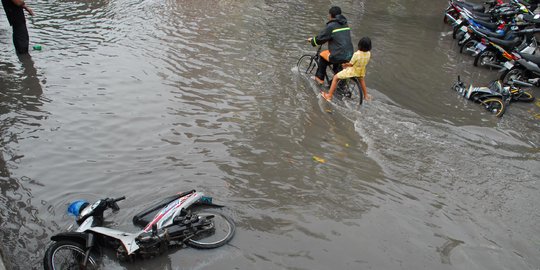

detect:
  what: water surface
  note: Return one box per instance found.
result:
[0,0,539,269]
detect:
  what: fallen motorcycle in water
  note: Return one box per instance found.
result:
[451,76,535,117]
[43,189,235,269]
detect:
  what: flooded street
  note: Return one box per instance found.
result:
[1,0,539,269]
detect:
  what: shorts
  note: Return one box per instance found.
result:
[336,67,361,80]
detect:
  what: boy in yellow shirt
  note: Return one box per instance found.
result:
[322,37,372,101]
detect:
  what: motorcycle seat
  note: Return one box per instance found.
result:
[471,11,493,20]
[521,53,540,65]
[475,26,505,38]
[474,18,500,31]
[456,0,486,12]
[132,191,195,228]
[522,14,540,26]
[488,36,521,50]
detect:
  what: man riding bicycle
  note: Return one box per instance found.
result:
[308,6,354,85]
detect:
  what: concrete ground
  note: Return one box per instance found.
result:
[0,248,6,270]
[0,256,5,270]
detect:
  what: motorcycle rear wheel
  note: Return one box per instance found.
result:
[44,240,99,270]
[514,91,535,102]
[460,40,478,55]
[452,23,465,39]
[480,97,506,117]
[186,211,235,249]
[501,67,526,84]
[474,50,497,67]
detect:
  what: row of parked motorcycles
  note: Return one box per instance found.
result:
[444,0,538,117]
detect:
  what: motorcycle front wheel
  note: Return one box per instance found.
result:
[43,240,99,270]
[480,97,506,117]
[186,211,235,249]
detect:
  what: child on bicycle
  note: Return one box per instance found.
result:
[321,37,372,102]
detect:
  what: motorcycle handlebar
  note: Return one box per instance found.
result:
[114,196,126,203]
[106,196,125,211]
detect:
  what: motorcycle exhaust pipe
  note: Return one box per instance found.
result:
[483,62,503,69]
[511,80,534,87]
[465,47,478,55]
[445,13,459,24]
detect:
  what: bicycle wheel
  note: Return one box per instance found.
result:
[480,97,506,117]
[44,240,99,270]
[337,78,363,110]
[297,54,318,75]
[186,211,235,249]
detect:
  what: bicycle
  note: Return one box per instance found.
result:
[296,46,363,110]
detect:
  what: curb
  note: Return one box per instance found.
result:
[0,246,6,270]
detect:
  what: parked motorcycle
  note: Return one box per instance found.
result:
[450,0,532,39]
[472,28,540,69]
[43,190,235,269]
[445,0,504,25]
[458,23,516,53]
[500,51,540,85]
[452,76,535,117]
[453,8,508,40]
[458,13,540,54]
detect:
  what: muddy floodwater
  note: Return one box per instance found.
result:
[1,0,539,269]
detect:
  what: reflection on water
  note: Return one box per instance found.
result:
[0,51,49,268]
[0,0,539,269]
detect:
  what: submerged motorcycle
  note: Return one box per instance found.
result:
[43,190,235,269]
[451,76,535,117]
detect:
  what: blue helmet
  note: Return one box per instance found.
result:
[67,200,89,217]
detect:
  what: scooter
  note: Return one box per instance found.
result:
[43,189,235,269]
[451,76,535,117]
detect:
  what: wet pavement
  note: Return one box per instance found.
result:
[0,0,539,269]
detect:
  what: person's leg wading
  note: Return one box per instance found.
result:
[13,22,29,54]
[315,57,329,84]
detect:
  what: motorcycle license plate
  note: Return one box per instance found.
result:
[463,33,470,40]
[460,26,468,32]
[476,43,486,51]
[504,61,514,70]
[456,19,463,25]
